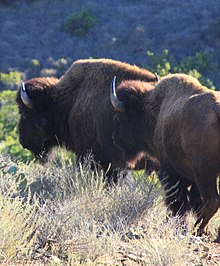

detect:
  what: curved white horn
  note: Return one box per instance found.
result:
[155,72,160,81]
[110,76,125,112]
[20,82,33,109]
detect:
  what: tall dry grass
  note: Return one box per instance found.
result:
[0,150,219,265]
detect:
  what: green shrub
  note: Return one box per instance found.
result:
[0,90,33,161]
[0,71,25,91]
[146,49,216,89]
[62,11,96,37]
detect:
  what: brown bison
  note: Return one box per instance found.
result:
[111,73,220,235]
[16,58,158,182]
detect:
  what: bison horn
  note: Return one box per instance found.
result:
[20,82,33,109]
[155,72,160,81]
[110,76,125,112]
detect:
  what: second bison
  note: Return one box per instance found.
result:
[111,74,220,235]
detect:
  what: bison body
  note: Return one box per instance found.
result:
[16,58,157,181]
[111,74,220,235]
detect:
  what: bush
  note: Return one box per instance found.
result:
[0,90,33,161]
[62,11,96,37]
[146,49,216,89]
[0,71,25,91]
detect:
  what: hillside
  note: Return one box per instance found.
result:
[0,0,220,87]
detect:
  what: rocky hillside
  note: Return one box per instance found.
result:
[0,0,219,85]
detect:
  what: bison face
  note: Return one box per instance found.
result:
[112,112,146,163]
[111,77,146,162]
[17,78,59,162]
[18,111,56,162]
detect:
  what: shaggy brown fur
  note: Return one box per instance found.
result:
[112,73,220,236]
[16,58,157,182]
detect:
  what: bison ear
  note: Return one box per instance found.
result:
[111,78,145,113]
[116,86,143,113]
[124,92,143,112]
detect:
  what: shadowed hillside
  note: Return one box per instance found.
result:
[0,0,219,87]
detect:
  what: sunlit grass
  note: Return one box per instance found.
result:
[0,172,39,262]
[0,150,219,265]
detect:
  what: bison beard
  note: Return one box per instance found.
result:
[16,58,158,183]
[111,74,220,237]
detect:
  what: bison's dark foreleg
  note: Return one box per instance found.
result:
[159,168,191,218]
[193,169,220,236]
[75,153,126,186]
[193,196,220,236]
[104,165,129,185]
[105,168,119,184]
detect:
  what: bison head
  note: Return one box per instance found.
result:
[16,77,59,162]
[110,76,150,163]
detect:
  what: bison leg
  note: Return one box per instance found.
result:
[75,153,127,185]
[193,172,220,236]
[159,168,191,218]
[194,197,220,236]
[105,168,124,184]
[189,183,203,216]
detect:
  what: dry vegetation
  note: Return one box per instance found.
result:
[0,149,219,265]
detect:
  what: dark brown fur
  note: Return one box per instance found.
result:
[112,73,220,235]
[16,58,157,182]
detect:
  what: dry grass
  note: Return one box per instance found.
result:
[0,150,219,265]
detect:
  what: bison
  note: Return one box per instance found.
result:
[16,58,158,182]
[111,73,220,236]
